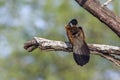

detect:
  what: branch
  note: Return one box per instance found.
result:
[24,37,120,66]
[75,0,120,37]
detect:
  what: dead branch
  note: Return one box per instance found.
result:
[75,0,120,37]
[24,0,120,66]
[24,37,120,66]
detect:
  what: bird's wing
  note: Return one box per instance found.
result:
[73,27,90,66]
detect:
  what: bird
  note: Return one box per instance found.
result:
[65,19,90,66]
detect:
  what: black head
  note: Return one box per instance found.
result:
[69,19,78,26]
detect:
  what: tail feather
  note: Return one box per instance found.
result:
[73,42,90,66]
[73,54,90,66]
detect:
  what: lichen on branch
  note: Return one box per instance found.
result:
[24,37,120,66]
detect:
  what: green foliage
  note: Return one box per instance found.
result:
[0,0,120,80]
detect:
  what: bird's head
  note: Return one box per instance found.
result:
[68,19,78,27]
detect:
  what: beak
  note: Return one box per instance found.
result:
[69,23,74,27]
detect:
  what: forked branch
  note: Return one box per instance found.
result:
[24,0,120,67]
[24,37,120,66]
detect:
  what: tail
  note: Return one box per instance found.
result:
[73,42,90,66]
[73,54,90,66]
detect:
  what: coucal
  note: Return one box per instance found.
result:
[65,19,90,66]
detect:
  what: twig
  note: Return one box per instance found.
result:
[24,37,120,66]
[102,0,112,6]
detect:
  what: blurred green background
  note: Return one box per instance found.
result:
[0,0,120,80]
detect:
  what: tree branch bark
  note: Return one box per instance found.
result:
[24,0,120,67]
[24,37,120,66]
[75,0,120,37]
